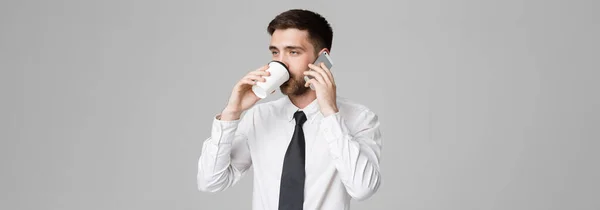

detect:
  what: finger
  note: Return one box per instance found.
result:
[249,70,270,77]
[244,74,267,83]
[308,63,331,85]
[307,63,331,86]
[304,78,321,88]
[251,65,270,74]
[240,77,257,86]
[303,68,326,85]
[319,62,335,84]
[246,65,270,77]
[257,65,269,71]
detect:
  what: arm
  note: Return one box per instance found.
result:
[196,109,254,192]
[320,109,382,200]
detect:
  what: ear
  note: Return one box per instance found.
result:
[317,48,330,55]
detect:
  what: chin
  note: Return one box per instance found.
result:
[280,77,310,96]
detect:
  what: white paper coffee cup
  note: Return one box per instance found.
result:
[252,61,290,99]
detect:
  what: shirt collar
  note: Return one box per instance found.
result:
[282,96,321,124]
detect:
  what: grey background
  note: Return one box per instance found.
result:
[1,0,598,209]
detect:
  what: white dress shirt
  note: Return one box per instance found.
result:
[197,96,382,210]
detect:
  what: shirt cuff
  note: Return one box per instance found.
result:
[210,114,240,145]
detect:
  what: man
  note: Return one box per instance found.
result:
[197,9,382,210]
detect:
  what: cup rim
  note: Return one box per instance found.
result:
[268,60,290,73]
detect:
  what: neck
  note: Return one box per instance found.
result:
[287,90,317,109]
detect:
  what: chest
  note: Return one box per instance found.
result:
[247,118,332,174]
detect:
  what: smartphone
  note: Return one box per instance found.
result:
[304,51,333,89]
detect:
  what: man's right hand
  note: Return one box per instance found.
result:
[220,65,271,121]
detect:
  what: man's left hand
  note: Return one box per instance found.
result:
[304,62,338,117]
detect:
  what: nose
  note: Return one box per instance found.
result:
[273,55,290,69]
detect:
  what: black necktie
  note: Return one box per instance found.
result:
[278,111,307,210]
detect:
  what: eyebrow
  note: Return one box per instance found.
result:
[269,45,305,51]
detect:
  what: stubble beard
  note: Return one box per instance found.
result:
[280,75,310,96]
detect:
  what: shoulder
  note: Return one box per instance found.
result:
[336,96,373,116]
[335,96,379,124]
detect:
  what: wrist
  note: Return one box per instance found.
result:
[220,107,242,121]
[321,106,339,117]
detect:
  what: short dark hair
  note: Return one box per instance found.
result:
[267,9,333,54]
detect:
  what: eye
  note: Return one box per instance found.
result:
[271,51,279,55]
[290,51,299,55]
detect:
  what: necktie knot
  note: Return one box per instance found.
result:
[293,111,307,126]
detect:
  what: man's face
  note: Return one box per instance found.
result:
[269,28,321,96]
